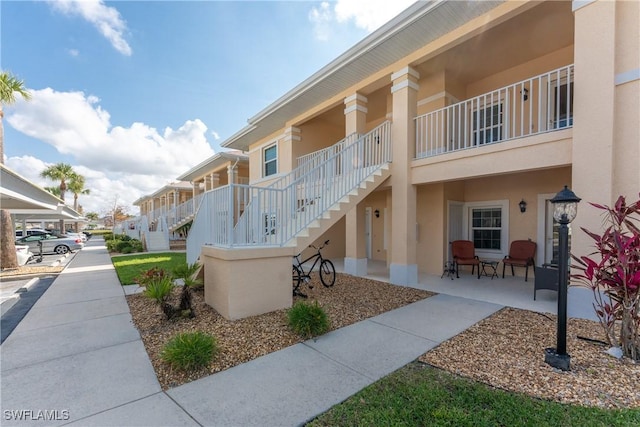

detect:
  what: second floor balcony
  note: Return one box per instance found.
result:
[415,65,574,159]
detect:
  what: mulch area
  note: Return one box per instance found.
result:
[126,273,433,390]
[420,307,640,408]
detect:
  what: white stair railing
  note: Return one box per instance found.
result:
[186,122,391,263]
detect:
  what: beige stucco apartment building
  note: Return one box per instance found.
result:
[151,0,639,320]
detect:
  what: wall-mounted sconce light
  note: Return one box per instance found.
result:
[374,209,380,218]
[521,87,529,101]
[519,199,527,213]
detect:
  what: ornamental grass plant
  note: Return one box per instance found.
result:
[287,300,330,339]
[161,331,219,371]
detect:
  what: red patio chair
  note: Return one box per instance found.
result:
[502,240,537,281]
[451,240,480,279]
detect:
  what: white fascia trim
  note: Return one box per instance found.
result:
[344,104,369,115]
[615,68,640,86]
[344,93,368,104]
[391,79,420,93]
[572,0,597,12]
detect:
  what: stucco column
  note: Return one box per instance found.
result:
[343,93,369,276]
[390,67,419,285]
[211,173,220,189]
[568,0,640,317]
[281,126,301,174]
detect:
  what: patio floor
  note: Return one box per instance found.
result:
[332,259,559,315]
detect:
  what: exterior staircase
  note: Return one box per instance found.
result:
[187,121,392,264]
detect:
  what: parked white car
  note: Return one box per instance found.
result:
[15,245,34,266]
[64,232,87,243]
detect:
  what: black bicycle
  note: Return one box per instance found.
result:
[292,240,336,297]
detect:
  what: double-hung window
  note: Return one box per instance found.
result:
[263,144,277,177]
[463,200,509,257]
[471,207,502,250]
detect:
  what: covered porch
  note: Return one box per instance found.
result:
[332,258,596,321]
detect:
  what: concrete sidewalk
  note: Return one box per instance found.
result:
[1,238,502,427]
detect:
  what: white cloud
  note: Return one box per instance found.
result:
[5,88,216,214]
[310,0,416,39]
[211,131,220,140]
[67,48,80,57]
[48,0,132,56]
[308,2,333,41]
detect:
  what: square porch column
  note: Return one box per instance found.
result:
[343,93,369,276]
[390,67,419,285]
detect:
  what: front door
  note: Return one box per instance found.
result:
[447,201,464,261]
[365,207,372,259]
[538,193,560,265]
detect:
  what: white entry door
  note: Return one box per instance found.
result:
[365,207,372,259]
[447,201,464,261]
[537,193,559,265]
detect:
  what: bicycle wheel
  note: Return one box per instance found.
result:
[319,259,335,287]
[292,265,306,297]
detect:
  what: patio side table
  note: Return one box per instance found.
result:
[480,260,499,279]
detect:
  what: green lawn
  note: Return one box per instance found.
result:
[308,363,640,427]
[111,252,186,285]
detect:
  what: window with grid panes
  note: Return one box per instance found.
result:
[263,144,277,177]
[471,208,502,250]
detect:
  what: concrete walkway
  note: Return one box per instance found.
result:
[1,238,502,427]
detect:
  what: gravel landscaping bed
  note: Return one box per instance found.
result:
[126,273,433,390]
[420,307,640,409]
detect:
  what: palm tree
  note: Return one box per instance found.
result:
[0,71,31,162]
[40,163,77,233]
[0,71,31,270]
[45,186,61,197]
[68,173,90,231]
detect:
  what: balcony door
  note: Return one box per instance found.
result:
[472,102,503,145]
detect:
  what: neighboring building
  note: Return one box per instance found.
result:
[129,151,249,251]
[182,0,638,320]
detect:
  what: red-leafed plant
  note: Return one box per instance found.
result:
[572,194,640,360]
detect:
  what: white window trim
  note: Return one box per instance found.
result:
[462,199,509,260]
[263,143,278,178]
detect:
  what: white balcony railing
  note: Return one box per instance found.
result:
[415,64,574,159]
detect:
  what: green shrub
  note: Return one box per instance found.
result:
[120,234,132,241]
[130,239,144,252]
[106,239,119,252]
[115,240,132,253]
[143,275,174,304]
[172,261,203,288]
[161,331,218,371]
[103,232,114,241]
[287,301,330,339]
[120,245,133,254]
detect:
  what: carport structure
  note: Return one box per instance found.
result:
[0,164,84,235]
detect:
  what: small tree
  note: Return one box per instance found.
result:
[572,194,640,360]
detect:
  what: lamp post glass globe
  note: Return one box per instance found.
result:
[550,185,581,223]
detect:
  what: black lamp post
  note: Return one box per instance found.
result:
[545,185,581,371]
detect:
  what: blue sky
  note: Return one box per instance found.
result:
[2,0,413,215]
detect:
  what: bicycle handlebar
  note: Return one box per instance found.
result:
[308,239,330,251]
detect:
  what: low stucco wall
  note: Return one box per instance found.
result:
[201,245,295,320]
